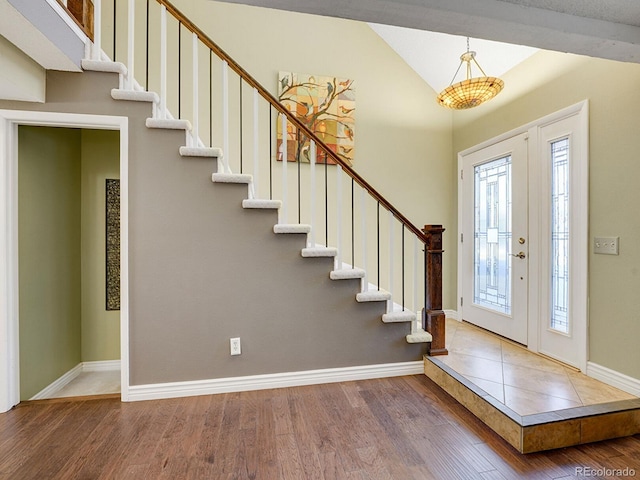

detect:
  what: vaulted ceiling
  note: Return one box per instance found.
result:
[216,0,640,64]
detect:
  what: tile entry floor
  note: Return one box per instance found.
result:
[436,318,637,416]
[47,370,121,399]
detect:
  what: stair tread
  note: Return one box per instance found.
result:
[111,89,159,103]
[406,328,432,344]
[356,290,391,302]
[242,199,282,209]
[212,173,252,184]
[82,60,127,75]
[273,224,311,234]
[146,118,192,130]
[301,247,338,258]
[180,146,223,158]
[382,311,416,323]
[330,268,366,280]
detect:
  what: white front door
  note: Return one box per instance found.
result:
[461,134,529,344]
[458,102,589,370]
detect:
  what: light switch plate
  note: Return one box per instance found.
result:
[594,237,619,255]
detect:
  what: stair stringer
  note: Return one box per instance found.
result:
[214,177,431,345]
[0,66,427,387]
[81,59,431,347]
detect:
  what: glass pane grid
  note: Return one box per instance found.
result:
[551,138,569,333]
[474,156,512,315]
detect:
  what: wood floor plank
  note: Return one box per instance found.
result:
[358,388,425,467]
[253,394,280,480]
[276,433,306,480]
[58,403,125,480]
[287,393,325,480]
[130,398,184,479]
[210,392,243,477]
[1,375,639,480]
[186,392,227,479]
[2,401,92,479]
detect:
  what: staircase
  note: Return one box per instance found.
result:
[82,0,446,346]
[1,0,448,403]
[79,53,434,342]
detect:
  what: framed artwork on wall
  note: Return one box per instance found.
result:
[277,71,355,165]
[105,178,120,311]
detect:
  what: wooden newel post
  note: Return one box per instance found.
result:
[423,225,448,355]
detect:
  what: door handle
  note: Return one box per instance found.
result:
[511,251,526,259]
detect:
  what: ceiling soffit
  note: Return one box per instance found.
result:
[215,0,640,64]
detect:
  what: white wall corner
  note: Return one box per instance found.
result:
[587,362,640,397]
[82,360,121,372]
[29,363,84,400]
[444,309,460,321]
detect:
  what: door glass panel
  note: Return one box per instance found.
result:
[474,156,512,314]
[550,138,569,333]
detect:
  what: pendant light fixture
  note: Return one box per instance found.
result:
[437,38,504,109]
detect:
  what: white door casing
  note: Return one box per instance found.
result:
[458,101,589,371]
[0,110,130,413]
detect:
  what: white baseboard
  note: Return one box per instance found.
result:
[444,309,460,320]
[30,364,83,400]
[127,361,424,402]
[586,362,640,397]
[29,360,121,400]
[82,360,121,372]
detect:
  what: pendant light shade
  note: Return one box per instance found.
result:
[437,40,504,110]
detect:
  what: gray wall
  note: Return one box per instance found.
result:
[2,68,425,386]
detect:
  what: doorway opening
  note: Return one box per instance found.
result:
[18,126,121,400]
[1,110,129,413]
[457,101,589,371]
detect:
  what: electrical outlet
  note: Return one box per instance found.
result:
[594,237,619,255]
[230,337,241,355]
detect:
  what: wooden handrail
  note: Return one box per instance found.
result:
[157,0,426,242]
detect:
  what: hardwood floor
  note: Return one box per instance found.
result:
[1,375,639,479]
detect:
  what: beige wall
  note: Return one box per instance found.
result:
[18,126,82,400]
[0,34,46,102]
[81,129,120,361]
[452,52,640,379]
[116,0,456,309]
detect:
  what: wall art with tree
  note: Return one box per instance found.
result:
[277,71,355,165]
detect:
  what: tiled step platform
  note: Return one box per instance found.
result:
[424,319,640,453]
